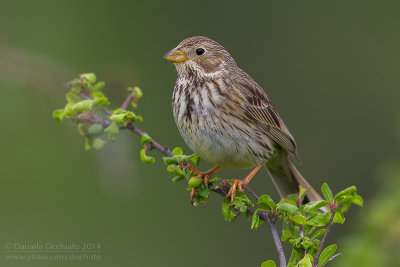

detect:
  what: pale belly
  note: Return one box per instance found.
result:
[175,112,272,169]
[172,78,273,169]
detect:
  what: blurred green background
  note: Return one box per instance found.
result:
[1,0,399,266]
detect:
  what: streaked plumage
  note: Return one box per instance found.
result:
[165,36,321,202]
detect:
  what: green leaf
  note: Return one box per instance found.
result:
[289,237,302,248]
[128,86,143,99]
[207,177,218,184]
[286,193,298,203]
[251,212,260,229]
[290,214,307,225]
[167,164,176,174]
[311,229,326,240]
[333,212,345,224]
[162,156,178,165]
[140,149,155,164]
[63,102,76,116]
[350,195,363,206]
[185,154,200,166]
[130,101,138,109]
[104,122,119,141]
[84,137,92,150]
[258,195,276,211]
[141,134,152,146]
[52,109,64,122]
[72,99,93,113]
[77,123,86,136]
[288,248,301,267]
[188,177,203,188]
[302,238,313,250]
[281,229,293,241]
[298,254,313,267]
[172,166,187,178]
[171,176,184,183]
[66,91,81,103]
[310,240,320,255]
[135,115,143,122]
[80,73,96,83]
[92,91,105,99]
[92,81,105,91]
[222,203,230,220]
[172,147,183,155]
[233,195,253,213]
[93,96,110,111]
[334,186,356,201]
[260,260,276,267]
[341,201,351,213]
[197,186,209,199]
[109,113,125,123]
[321,183,333,203]
[88,124,103,135]
[298,185,308,201]
[277,202,299,215]
[222,203,237,222]
[318,244,337,266]
[303,200,328,212]
[92,138,106,150]
[307,213,330,226]
[305,253,314,262]
[110,109,141,125]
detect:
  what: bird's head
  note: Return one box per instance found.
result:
[164,36,237,80]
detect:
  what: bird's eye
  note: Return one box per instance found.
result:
[196,48,205,55]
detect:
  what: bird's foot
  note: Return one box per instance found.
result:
[185,164,221,186]
[227,164,263,202]
[227,179,247,202]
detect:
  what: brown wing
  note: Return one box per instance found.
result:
[235,77,298,156]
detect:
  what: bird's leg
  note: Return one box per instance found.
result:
[185,164,221,186]
[227,164,263,202]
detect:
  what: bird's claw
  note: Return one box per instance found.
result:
[227,179,246,202]
[185,164,221,186]
[190,187,196,204]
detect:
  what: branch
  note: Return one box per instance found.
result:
[244,186,287,267]
[126,123,173,157]
[261,211,286,267]
[121,92,135,110]
[116,92,174,157]
[313,208,336,266]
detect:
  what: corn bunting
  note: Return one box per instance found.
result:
[164,36,321,203]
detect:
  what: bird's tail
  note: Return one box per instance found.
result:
[265,150,322,203]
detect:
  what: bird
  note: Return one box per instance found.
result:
[164,36,322,203]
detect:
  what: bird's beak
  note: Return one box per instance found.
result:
[163,49,189,63]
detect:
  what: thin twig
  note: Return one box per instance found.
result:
[65,116,110,127]
[65,116,92,124]
[126,123,173,157]
[297,197,305,258]
[260,211,287,267]
[244,186,287,267]
[121,92,173,156]
[313,208,336,266]
[243,185,259,200]
[121,92,135,110]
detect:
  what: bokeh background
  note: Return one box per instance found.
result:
[1,0,399,266]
